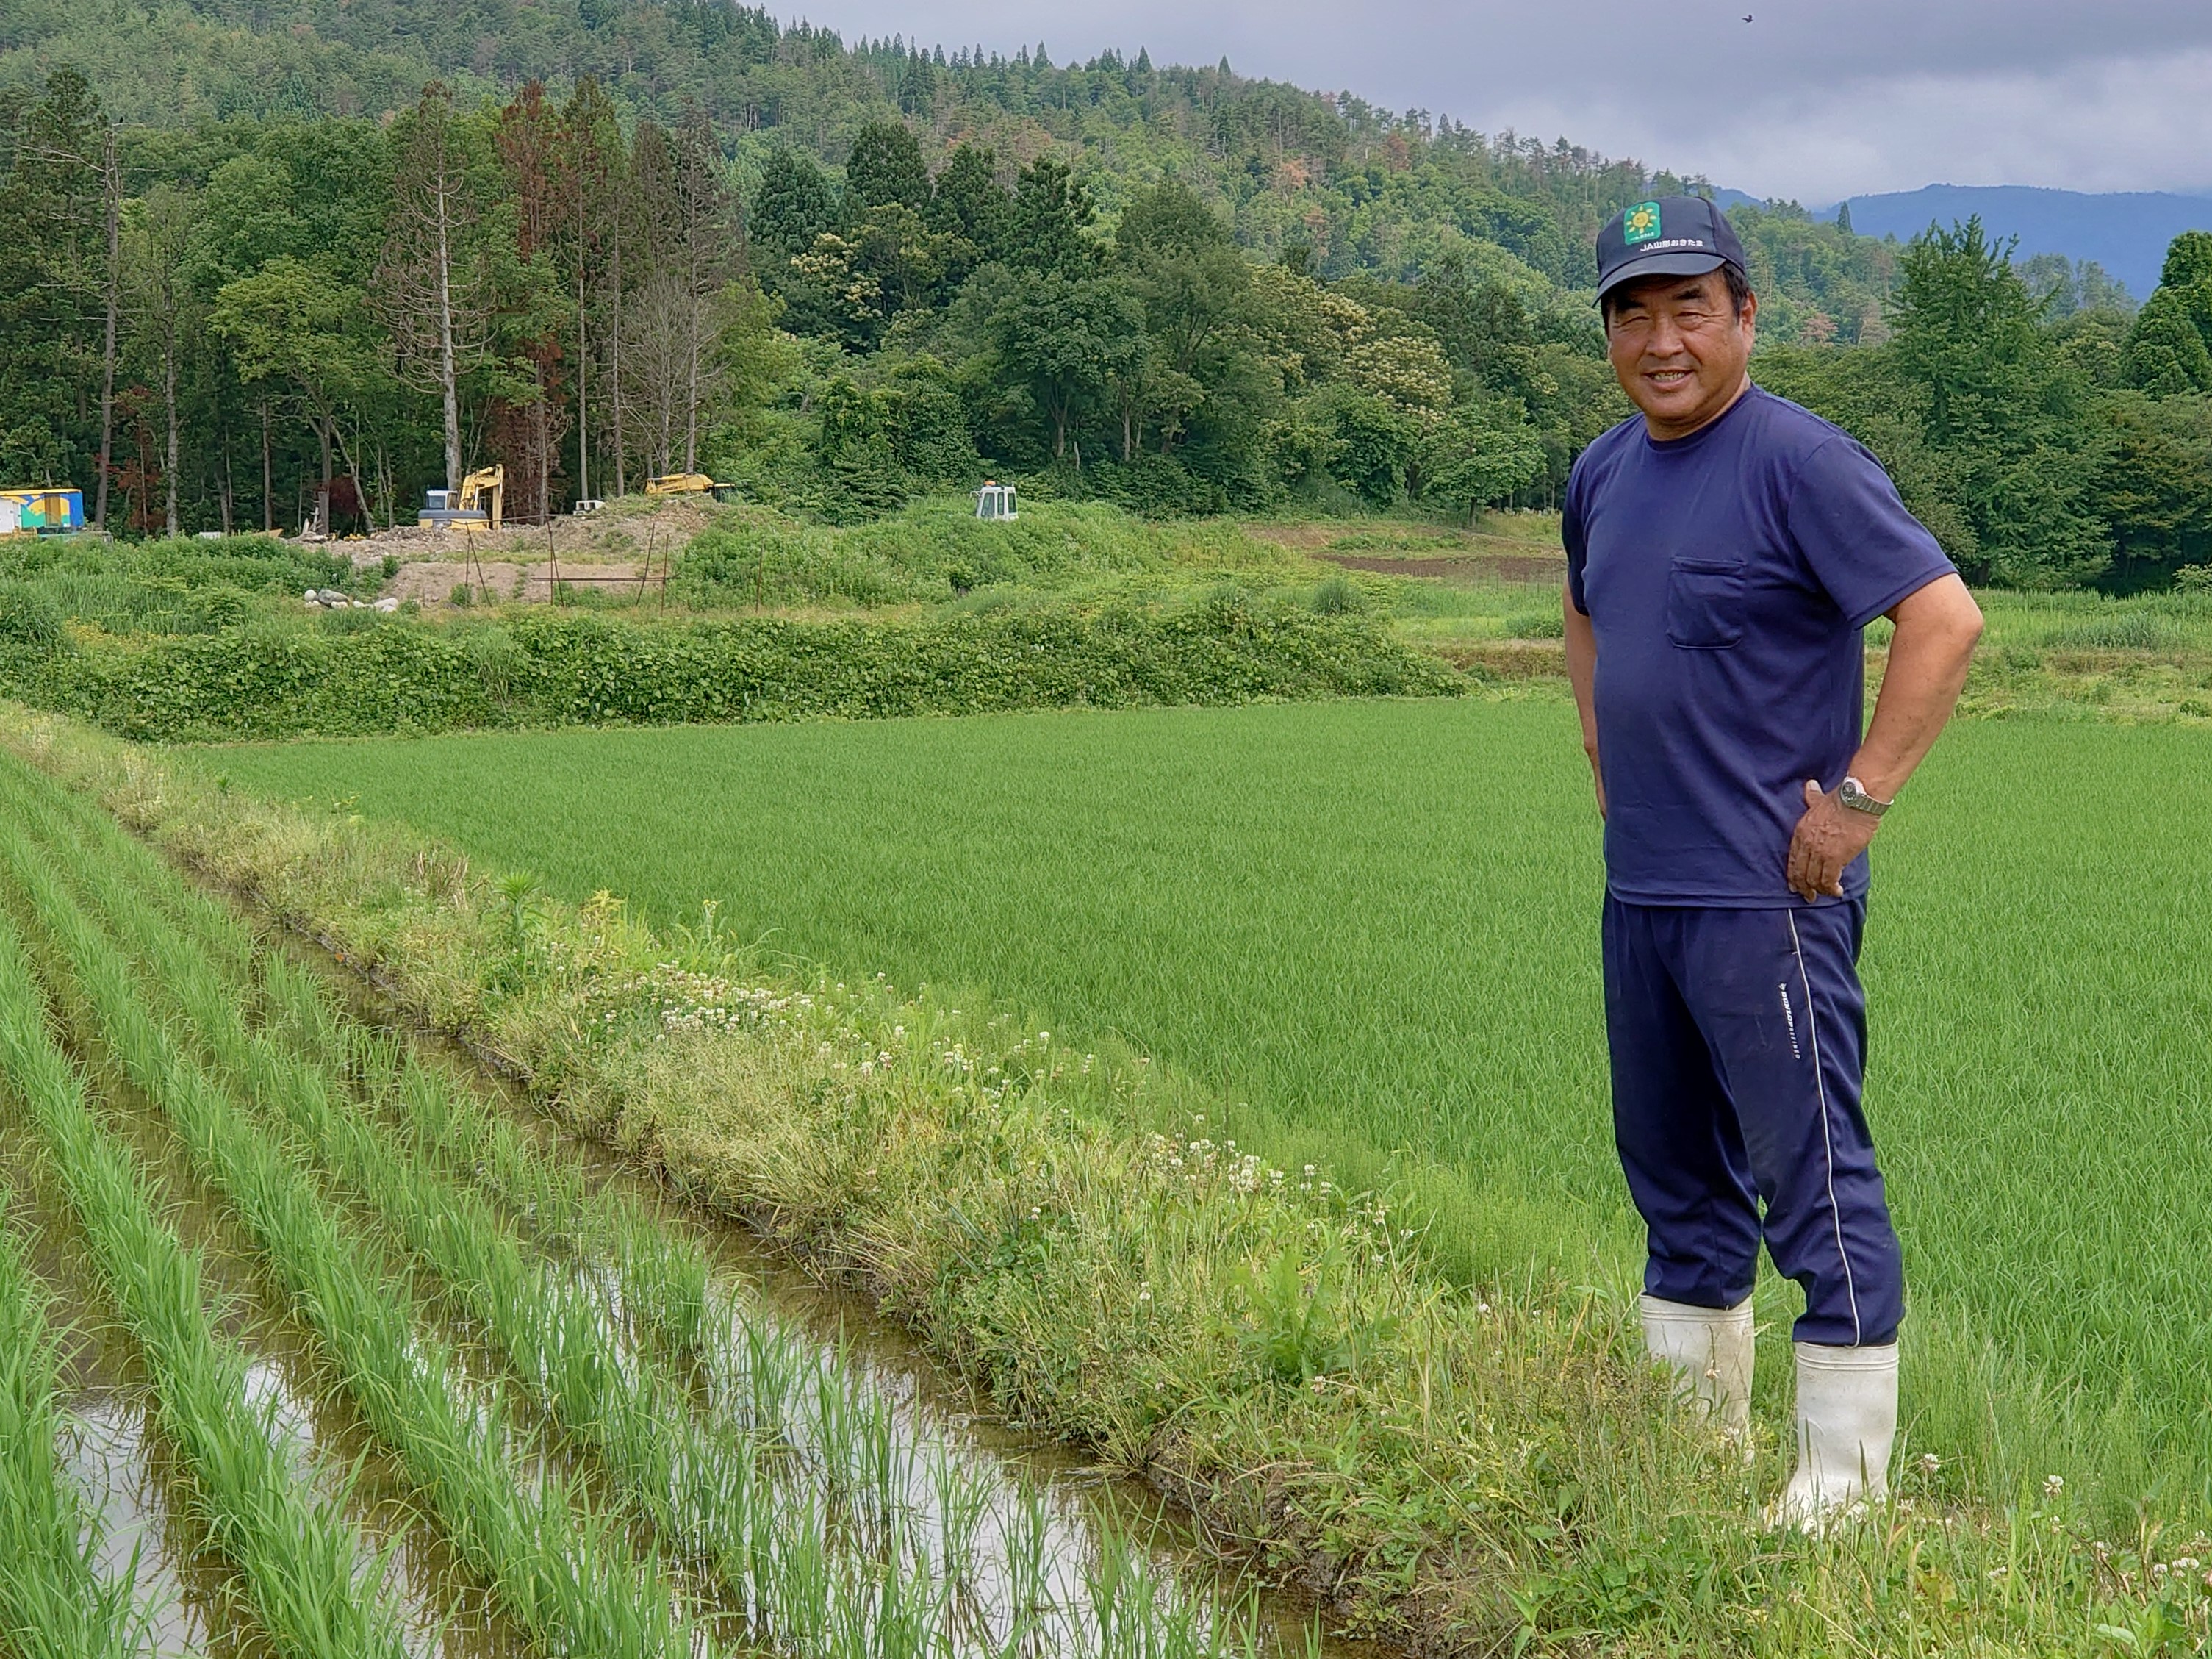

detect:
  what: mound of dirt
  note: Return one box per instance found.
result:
[349,497,712,605]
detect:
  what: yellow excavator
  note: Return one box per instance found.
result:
[646,473,739,502]
[418,465,504,530]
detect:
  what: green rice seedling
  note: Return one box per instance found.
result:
[0,914,410,1659]
[0,833,703,1659]
[0,766,905,1649]
[3,815,1124,1659]
[0,1187,148,1659]
[151,935,1202,1659]
[1,780,1284,1659]
[341,1024,710,1358]
[0,754,715,1363]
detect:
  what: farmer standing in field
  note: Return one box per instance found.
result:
[1562,196,1985,1528]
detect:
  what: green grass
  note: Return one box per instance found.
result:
[209,700,2212,1512]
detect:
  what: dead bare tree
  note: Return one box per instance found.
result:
[93,125,121,530]
[672,107,733,472]
[376,82,492,491]
[559,79,622,506]
[124,182,196,537]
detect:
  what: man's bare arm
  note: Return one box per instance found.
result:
[1563,582,1604,819]
[1786,573,1983,901]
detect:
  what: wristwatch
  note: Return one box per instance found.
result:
[1837,776,1892,817]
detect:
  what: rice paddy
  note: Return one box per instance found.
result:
[0,745,1291,1658]
[205,699,2212,1510]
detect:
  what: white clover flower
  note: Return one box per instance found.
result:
[2044,1474,2065,1499]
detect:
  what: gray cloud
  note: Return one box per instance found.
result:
[812,1,2212,200]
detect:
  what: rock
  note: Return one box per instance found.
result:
[372,595,401,613]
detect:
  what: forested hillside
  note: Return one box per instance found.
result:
[4,1,2211,587]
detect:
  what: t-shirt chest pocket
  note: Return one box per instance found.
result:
[1665,558,1747,649]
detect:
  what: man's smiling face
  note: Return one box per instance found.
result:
[1604,269,1758,440]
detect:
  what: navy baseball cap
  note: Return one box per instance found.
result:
[1595,194,1748,302]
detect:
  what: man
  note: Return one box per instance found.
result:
[1562,195,1984,1528]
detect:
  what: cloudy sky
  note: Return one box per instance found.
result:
[808,1,2212,204]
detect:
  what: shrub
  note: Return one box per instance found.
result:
[0,582,67,656]
[7,599,1463,742]
[1502,608,1565,640]
[1310,574,1363,615]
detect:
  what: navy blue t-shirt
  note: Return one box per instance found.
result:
[1564,387,1954,907]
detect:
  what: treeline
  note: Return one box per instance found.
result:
[8,0,1889,319]
[1764,223,2212,590]
[0,65,1626,535]
[3,7,2210,587]
[0,70,761,536]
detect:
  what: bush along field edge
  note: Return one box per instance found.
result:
[0,591,1462,744]
[4,703,2208,1657]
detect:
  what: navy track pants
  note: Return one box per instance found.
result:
[1601,897,1903,1347]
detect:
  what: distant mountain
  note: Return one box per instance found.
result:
[1814,186,2212,301]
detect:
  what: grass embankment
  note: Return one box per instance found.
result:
[0,739,1276,1659]
[0,501,1464,742]
[207,701,2212,1521]
[1,594,1457,743]
[1301,517,2212,722]
[17,707,2211,1655]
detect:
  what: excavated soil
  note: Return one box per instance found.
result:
[346,499,712,607]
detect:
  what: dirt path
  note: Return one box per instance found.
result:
[384,559,665,606]
[1318,551,1564,581]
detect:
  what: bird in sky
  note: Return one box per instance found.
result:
[1742,12,1753,20]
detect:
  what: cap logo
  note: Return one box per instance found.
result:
[1622,201,1662,246]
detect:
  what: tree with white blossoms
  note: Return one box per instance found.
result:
[1421,402,1545,526]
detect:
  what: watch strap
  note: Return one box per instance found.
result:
[1839,775,1892,817]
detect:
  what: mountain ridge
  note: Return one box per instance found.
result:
[1811,184,2212,299]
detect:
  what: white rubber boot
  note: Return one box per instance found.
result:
[1640,1294,1755,1441]
[1769,1341,1897,1530]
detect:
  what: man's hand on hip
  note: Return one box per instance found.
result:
[1786,780,1878,903]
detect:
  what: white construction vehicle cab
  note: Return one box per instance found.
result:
[419,465,504,530]
[972,480,1018,521]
